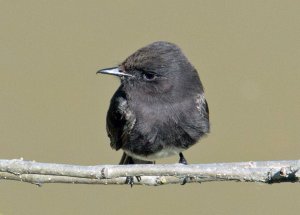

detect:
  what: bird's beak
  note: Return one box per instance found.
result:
[96,67,133,77]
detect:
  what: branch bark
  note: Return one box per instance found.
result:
[0,159,299,186]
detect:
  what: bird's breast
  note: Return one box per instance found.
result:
[124,146,184,161]
[121,95,207,160]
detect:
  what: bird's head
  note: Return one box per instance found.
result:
[97,41,203,101]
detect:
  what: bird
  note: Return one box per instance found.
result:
[97,41,209,185]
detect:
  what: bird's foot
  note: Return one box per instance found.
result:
[179,152,188,165]
[125,176,134,187]
[179,152,189,185]
[125,176,141,187]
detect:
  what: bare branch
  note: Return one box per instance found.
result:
[0,159,299,186]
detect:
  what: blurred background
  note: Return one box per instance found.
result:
[0,1,299,214]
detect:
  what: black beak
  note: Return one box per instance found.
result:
[96,67,133,77]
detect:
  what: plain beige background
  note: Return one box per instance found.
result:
[1,1,299,215]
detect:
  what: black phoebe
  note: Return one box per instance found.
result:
[97,41,209,184]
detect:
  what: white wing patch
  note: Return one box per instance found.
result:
[195,93,206,116]
[118,98,136,134]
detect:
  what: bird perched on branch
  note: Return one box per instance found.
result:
[97,41,209,185]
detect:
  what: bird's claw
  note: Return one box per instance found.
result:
[179,152,188,165]
[181,176,189,185]
[179,152,189,185]
[136,176,141,182]
[125,176,141,187]
[125,176,134,187]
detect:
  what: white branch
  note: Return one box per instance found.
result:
[0,159,299,186]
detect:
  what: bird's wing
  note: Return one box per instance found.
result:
[180,93,210,141]
[106,88,136,150]
[204,98,209,121]
[196,93,210,133]
[196,93,209,119]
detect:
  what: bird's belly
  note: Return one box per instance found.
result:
[124,146,184,161]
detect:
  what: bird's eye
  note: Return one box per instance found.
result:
[142,73,156,81]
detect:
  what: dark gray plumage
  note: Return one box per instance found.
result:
[98,41,209,169]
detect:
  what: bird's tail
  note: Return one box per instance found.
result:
[119,152,154,164]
